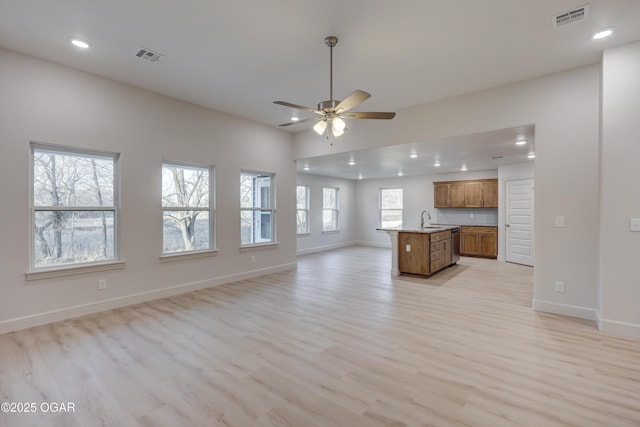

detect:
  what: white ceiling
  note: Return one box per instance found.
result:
[298,125,535,179]
[1,0,638,178]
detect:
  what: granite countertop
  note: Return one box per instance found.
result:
[377,225,460,234]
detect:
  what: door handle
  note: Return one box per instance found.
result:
[506,224,510,228]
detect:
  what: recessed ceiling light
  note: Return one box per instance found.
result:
[358,174,363,180]
[516,140,527,145]
[410,152,418,158]
[528,152,536,159]
[397,171,404,177]
[71,38,90,49]
[434,161,441,167]
[592,27,614,40]
[303,165,310,171]
[461,165,467,171]
[348,159,356,166]
[290,116,300,122]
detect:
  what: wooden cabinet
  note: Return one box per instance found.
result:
[464,182,483,207]
[433,178,498,208]
[398,232,429,275]
[449,183,465,208]
[482,181,498,208]
[398,230,452,275]
[460,226,497,258]
[434,183,449,208]
[433,182,465,208]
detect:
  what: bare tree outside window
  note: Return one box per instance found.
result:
[380,188,403,228]
[322,187,339,232]
[241,172,275,245]
[162,163,213,254]
[31,143,118,269]
[296,185,309,234]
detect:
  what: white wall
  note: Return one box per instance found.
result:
[355,170,498,247]
[296,173,357,254]
[497,162,535,261]
[0,48,297,333]
[296,65,601,322]
[600,41,640,338]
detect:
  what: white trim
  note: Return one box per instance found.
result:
[296,241,354,255]
[26,260,126,281]
[1,262,297,335]
[239,242,279,252]
[600,318,640,340]
[532,298,598,321]
[353,241,391,249]
[159,250,218,263]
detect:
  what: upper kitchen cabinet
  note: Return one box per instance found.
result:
[482,180,498,208]
[464,182,483,207]
[433,178,498,208]
[434,182,466,208]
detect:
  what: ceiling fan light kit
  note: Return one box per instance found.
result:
[274,36,395,140]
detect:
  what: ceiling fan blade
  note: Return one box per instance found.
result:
[340,111,396,119]
[335,90,371,113]
[273,100,324,115]
[278,117,321,127]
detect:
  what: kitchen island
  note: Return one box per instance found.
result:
[377,226,460,277]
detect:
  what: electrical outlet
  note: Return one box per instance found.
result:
[555,216,565,227]
[98,279,107,290]
[554,281,565,293]
[405,244,411,252]
[251,255,255,264]
[469,213,474,218]
[630,218,640,232]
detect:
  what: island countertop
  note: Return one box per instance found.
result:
[376,225,460,234]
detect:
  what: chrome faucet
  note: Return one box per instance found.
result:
[420,210,431,227]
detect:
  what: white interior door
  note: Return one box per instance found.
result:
[506,178,534,266]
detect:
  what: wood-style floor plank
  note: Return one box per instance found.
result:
[1,246,639,426]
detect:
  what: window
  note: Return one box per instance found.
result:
[296,185,309,234]
[241,171,275,245]
[162,162,214,255]
[30,142,120,270]
[322,187,339,232]
[380,188,403,228]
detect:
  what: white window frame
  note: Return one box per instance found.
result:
[379,188,403,229]
[296,185,310,235]
[240,171,276,247]
[322,187,340,233]
[161,160,216,259]
[29,141,122,275]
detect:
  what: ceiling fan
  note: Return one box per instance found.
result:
[274,36,396,138]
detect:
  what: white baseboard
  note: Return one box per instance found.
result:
[354,241,391,249]
[600,318,640,340]
[296,241,355,255]
[532,299,598,321]
[0,262,297,335]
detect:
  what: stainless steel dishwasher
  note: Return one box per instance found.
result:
[451,227,460,264]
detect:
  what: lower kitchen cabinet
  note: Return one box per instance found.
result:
[460,226,497,259]
[398,230,452,275]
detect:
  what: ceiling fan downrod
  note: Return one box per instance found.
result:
[325,36,338,102]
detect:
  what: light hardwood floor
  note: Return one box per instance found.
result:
[1,247,639,426]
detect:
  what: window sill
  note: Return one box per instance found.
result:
[297,232,311,237]
[239,242,279,252]
[26,260,126,281]
[322,230,340,234]
[159,250,218,263]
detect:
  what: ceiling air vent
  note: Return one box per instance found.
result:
[553,4,590,28]
[135,48,164,63]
